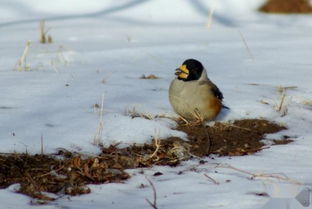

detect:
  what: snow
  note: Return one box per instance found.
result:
[1,0,312,208]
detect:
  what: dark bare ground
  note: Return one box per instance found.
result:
[259,0,312,14]
[0,154,129,203]
[0,119,292,203]
[177,119,287,157]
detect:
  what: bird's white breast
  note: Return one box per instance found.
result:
[169,78,210,119]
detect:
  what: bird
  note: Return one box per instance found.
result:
[169,59,228,122]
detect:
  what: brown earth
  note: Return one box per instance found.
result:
[0,119,292,203]
[177,119,288,157]
[259,0,312,14]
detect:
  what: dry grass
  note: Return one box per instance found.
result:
[125,107,176,122]
[15,41,31,71]
[204,173,219,185]
[93,94,105,146]
[216,164,302,185]
[274,86,297,117]
[206,4,216,29]
[140,74,160,79]
[250,84,298,117]
[302,100,312,106]
[145,178,159,209]
[149,130,161,159]
[39,20,53,44]
[238,30,254,60]
[125,107,160,120]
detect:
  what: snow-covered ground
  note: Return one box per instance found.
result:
[1,0,312,208]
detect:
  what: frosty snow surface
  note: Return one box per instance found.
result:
[0,0,312,208]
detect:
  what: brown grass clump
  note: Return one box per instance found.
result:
[259,0,312,14]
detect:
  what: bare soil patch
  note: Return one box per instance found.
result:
[259,0,312,14]
[177,119,287,156]
[0,154,129,203]
[0,119,291,203]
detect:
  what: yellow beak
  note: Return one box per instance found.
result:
[175,65,189,79]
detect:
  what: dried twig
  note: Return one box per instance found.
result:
[206,4,215,28]
[150,130,161,159]
[223,123,253,132]
[204,173,219,185]
[277,94,286,112]
[193,108,204,123]
[177,116,190,125]
[145,177,158,209]
[39,20,46,43]
[25,172,39,191]
[39,20,52,44]
[38,166,64,178]
[93,94,105,145]
[217,164,302,185]
[126,107,154,120]
[275,86,288,117]
[40,135,44,155]
[16,41,31,71]
[238,30,254,60]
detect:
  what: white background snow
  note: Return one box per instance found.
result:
[0,0,312,208]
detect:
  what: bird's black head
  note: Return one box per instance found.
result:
[175,59,204,81]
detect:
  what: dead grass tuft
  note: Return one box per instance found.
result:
[274,86,297,117]
[125,107,154,120]
[140,74,160,79]
[302,100,312,106]
[238,30,254,60]
[39,20,53,44]
[15,41,31,71]
[93,94,105,146]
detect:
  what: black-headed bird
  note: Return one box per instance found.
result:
[169,59,228,121]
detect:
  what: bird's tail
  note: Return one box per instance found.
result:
[222,104,230,109]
